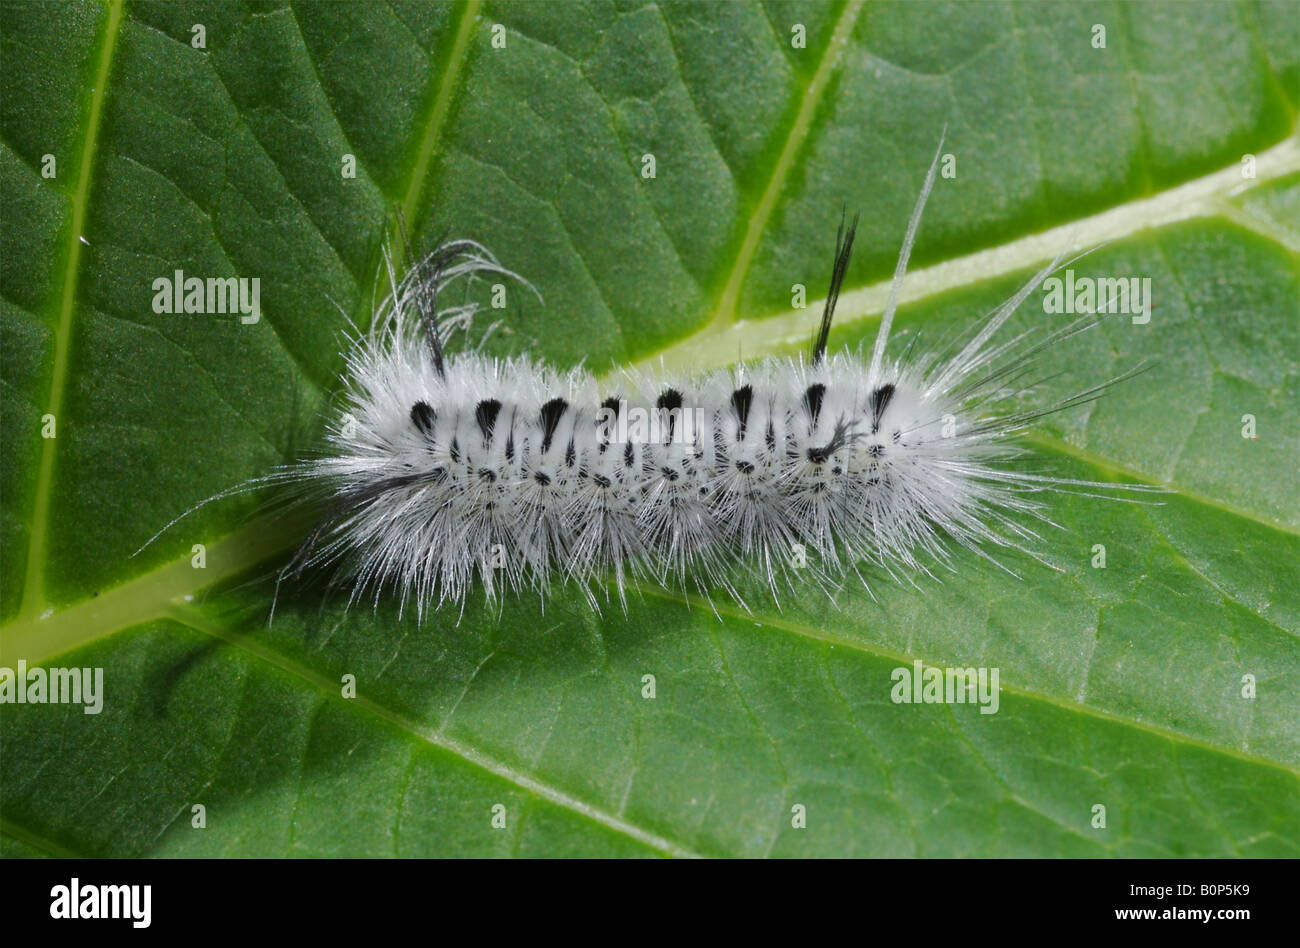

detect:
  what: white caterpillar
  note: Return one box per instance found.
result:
[151,138,1156,619]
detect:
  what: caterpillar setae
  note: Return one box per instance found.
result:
[152,136,1158,620]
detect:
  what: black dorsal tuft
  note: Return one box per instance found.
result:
[410,401,436,436]
[803,383,826,427]
[730,385,753,439]
[656,388,684,441]
[538,397,568,452]
[475,399,502,444]
[869,383,896,433]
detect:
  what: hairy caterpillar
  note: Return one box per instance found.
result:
[151,137,1157,619]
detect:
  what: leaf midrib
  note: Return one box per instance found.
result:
[635,136,1300,374]
[399,0,482,225]
[707,0,864,330]
[18,0,125,622]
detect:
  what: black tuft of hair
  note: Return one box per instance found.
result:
[811,208,860,365]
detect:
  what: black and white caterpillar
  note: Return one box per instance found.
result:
[162,138,1155,619]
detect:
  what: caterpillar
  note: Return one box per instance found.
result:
[152,136,1157,620]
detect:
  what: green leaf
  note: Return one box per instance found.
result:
[2,0,1297,857]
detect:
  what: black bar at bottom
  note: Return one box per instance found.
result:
[0,857,1282,934]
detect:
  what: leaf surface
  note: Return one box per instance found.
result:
[2,0,1297,857]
